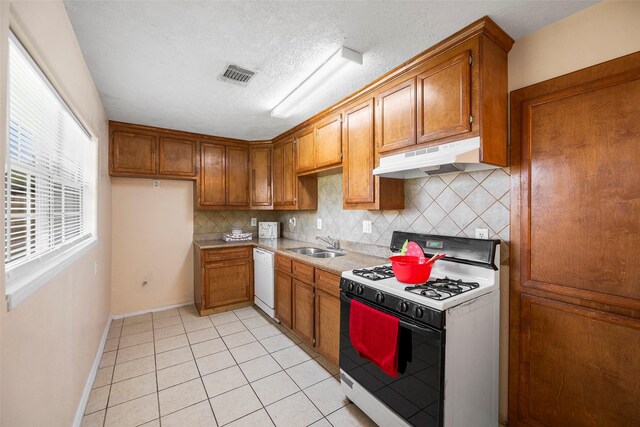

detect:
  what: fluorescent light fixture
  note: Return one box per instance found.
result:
[270,46,363,118]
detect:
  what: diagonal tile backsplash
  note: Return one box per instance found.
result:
[194,168,510,264]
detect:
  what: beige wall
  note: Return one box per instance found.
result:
[0,1,111,426]
[111,178,194,314]
[509,1,640,91]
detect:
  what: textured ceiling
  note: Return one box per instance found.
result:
[64,0,596,140]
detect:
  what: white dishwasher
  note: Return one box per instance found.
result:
[253,248,275,318]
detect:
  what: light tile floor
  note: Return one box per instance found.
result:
[82,304,377,427]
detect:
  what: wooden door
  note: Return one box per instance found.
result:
[272,142,284,206]
[282,138,297,207]
[376,77,416,154]
[111,131,157,175]
[416,50,472,144]
[225,145,250,207]
[295,128,315,173]
[275,271,293,329]
[250,145,272,208]
[314,114,342,169]
[199,143,226,207]
[293,279,315,346]
[509,53,640,427]
[315,288,340,366]
[204,258,252,309]
[343,99,375,206]
[158,136,196,177]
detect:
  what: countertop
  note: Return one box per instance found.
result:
[194,238,387,275]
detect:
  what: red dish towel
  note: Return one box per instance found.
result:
[349,299,400,377]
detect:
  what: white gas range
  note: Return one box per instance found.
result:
[338,231,501,427]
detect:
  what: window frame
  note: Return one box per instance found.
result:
[4,30,99,310]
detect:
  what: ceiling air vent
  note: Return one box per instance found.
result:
[219,64,256,87]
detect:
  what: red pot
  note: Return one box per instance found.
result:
[389,255,434,284]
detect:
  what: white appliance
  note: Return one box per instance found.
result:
[339,231,501,427]
[253,248,275,318]
[258,222,280,239]
[372,137,499,178]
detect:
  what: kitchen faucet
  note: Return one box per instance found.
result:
[316,235,340,250]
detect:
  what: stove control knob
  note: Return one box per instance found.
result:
[375,292,385,303]
[414,307,424,319]
[356,285,364,295]
[399,301,409,312]
[347,282,354,292]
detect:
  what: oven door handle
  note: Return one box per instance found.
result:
[340,292,442,338]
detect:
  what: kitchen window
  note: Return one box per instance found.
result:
[4,32,97,309]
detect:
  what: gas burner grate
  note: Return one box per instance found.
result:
[404,276,480,300]
[352,265,395,281]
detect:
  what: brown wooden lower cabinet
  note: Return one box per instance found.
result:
[274,254,341,365]
[194,246,253,316]
[292,279,315,346]
[274,270,293,329]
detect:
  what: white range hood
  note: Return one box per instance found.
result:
[372,137,498,178]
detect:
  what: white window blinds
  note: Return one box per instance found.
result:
[4,34,96,282]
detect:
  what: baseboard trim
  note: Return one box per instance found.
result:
[72,313,113,427]
[111,301,194,320]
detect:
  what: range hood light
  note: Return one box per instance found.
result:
[270,46,363,119]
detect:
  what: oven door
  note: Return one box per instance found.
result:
[340,291,445,426]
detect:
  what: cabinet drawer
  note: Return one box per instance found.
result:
[203,247,251,263]
[275,255,292,274]
[315,269,341,298]
[292,260,314,283]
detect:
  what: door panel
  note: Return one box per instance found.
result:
[272,143,284,205]
[293,279,315,346]
[158,136,196,177]
[250,146,272,207]
[199,143,226,207]
[376,78,416,153]
[112,131,157,175]
[416,50,472,143]
[296,129,315,173]
[315,114,342,169]
[343,99,375,205]
[204,259,251,308]
[315,288,340,366]
[275,271,293,329]
[226,146,250,207]
[282,138,296,206]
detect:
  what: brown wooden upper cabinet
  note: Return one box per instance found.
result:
[376,78,416,154]
[273,137,297,209]
[342,99,404,210]
[314,114,342,169]
[109,123,197,179]
[197,143,250,209]
[250,145,272,209]
[295,127,315,173]
[416,50,472,144]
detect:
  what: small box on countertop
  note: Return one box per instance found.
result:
[258,222,280,239]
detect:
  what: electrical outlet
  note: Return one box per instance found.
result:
[317,218,322,230]
[94,261,98,276]
[153,180,160,188]
[251,218,257,227]
[363,220,373,234]
[475,228,489,239]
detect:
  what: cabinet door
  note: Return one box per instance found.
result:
[275,271,293,329]
[315,288,340,366]
[295,128,315,173]
[376,78,416,153]
[226,146,250,207]
[199,143,226,207]
[204,258,252,309]
[111,131,157,175]
[343,99,375,205]
[272,142,284,206]
[314,114,342,169]
[416,50,472,144]
[250,146,272,208]
[293,279,315,346]
[282,138,297,207]
[158,136,196,177]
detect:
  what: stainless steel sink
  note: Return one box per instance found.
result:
[287,247,346,258]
